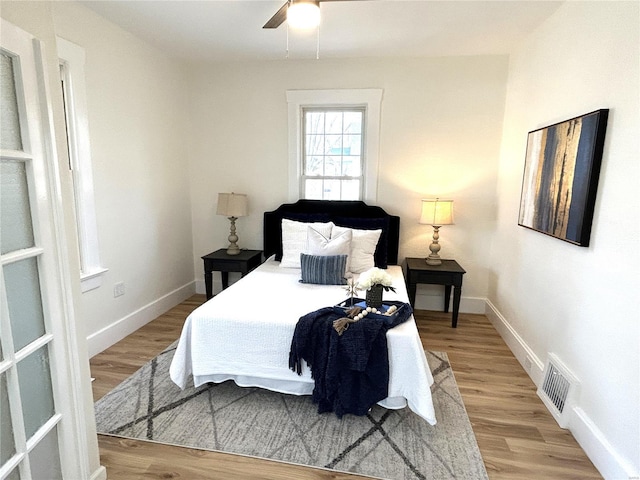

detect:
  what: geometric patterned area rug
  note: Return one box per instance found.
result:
[94,344,488,480]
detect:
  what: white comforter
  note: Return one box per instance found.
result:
[170,257,436,425]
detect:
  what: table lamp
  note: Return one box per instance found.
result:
[217,193,248,255]
[419,198,454,265]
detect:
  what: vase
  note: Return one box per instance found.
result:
[366,284,384,308]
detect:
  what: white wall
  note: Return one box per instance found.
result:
[51,3,196,355]
[187,56,508,308]
[489,2,639,478]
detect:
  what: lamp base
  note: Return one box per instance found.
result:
[226,216,241,256]
[425,255,442,266]
[426,225,442,265]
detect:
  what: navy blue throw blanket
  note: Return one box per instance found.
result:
[289,301,412,418]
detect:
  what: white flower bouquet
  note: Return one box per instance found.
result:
[357,267,396,292]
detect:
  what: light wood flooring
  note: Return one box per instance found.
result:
[90,294,601,479]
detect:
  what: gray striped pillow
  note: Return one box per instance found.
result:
[300,254,348,285]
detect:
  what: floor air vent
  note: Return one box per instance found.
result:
[537,353,579,428]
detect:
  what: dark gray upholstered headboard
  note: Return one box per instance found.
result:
[263,200,400,267]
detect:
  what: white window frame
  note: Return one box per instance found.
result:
[56,37,107,293]
[287,89,383,203]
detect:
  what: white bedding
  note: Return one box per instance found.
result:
[170,256,436,425]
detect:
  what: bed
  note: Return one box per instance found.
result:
[170,200,436,425]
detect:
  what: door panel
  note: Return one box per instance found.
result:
[16,345,55,440]
[4,258,46,352]
[29,426,62,480]
[0,161,35,254]
[0,52,23,151]
[0,373,16,464]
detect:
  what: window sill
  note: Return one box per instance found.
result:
[80,267,108,293]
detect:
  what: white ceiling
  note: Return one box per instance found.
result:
[80,0,564,62]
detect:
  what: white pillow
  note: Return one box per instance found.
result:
[307,227,352,255]
[280,219,333,268]
[306,227,352,275]
[331,225,382,273]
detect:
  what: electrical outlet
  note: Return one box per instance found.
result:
[524,356,532,372]
[114,282,125,298]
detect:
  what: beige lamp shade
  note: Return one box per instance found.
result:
[419,199,454,226]
[216,193,248,218]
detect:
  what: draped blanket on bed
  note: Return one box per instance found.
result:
[289,303,413,417]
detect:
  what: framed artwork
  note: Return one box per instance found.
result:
[518,109,609,246]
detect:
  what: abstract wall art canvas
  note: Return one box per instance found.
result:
[518,109,609,246]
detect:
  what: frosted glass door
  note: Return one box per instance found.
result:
[1,39,64,480]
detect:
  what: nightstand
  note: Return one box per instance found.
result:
[404,258,466,328]
[202,249,263,300]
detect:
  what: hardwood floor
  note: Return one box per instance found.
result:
[90,295,601,479]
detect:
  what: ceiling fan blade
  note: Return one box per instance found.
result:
[263,2,289,29]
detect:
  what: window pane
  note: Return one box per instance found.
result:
[305,135,325,155]
[325,111,343,134]
[304,179,323,200]
[4,257,46,352]
[323,179,341,200]
[343,111,362,134]
[29,425,63,480]
[324,156,341,176]
[17,345,55,440]
[301,108,366,201]
[0,53,23,151]
[6,466,20,480]
[343,135,362,156]
[1,372,16,465]
[1,161,35,254]
[324,135,343,155]
[305,111,324,134]
[304,156,323,176]
[342,156,361,176]
[341,180,361,200]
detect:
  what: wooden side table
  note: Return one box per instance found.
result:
[404,258,466,328]
[202,249,263,300]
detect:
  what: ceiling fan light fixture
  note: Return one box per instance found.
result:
[287,1,321,29]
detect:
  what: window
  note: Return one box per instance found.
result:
[302,108,364,200]
[57,37,107,292]
[287,89,383,203]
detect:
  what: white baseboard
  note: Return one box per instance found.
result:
[484,299,545,386]
[415,291,485,314]
[484,299,637,480]
[89,466,107,480]
[571,407,639,480]
[86,281,195,357]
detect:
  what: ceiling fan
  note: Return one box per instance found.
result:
[263,0,352,29]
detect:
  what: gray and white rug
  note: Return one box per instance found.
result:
[95,344,488,480]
